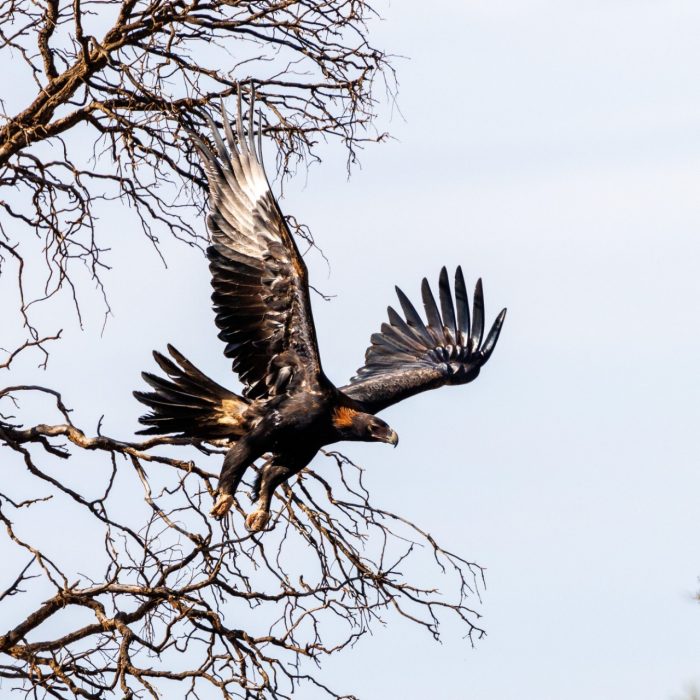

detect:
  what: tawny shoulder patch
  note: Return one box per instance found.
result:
[331,406,359,428]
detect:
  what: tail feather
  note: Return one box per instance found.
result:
[134,345,250,439]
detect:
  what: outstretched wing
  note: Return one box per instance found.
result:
[342,267,506,413]
[194,93,325,400]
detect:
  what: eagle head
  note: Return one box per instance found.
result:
[333,407,399,446]
[365,415,399,446]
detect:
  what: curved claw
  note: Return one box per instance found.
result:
[211,493,234,520]
[245,509,271,532]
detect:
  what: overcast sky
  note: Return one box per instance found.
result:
[3,2,700,699]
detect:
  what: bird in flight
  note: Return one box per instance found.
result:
[134,92,506,532]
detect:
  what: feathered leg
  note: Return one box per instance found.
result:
[211,437,265,519]
[245,448,317,531]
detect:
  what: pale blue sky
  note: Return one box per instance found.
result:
[2,2,700,698]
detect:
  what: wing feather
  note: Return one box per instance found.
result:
[471,278,485,350]
[438,267,458,343]
[421,278,443,333]
[455,265,470,345]
[195,91,325,399]
[342,267,506,413]
[386,306,429,351]
[395,287,433,345]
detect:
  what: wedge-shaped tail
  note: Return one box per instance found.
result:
[134,345,250,439]
[342,267,506,413]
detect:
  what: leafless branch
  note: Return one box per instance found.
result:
[0,384,485,699]
[0,6,484,698]
[0,0,395,338]
[0,331,62,370]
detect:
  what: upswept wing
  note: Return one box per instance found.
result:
[342,267,506,413]
[194,93,325,400]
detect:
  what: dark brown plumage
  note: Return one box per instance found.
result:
[134,92,506,532]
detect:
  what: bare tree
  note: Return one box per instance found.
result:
[0,0,392,340]
[1,2,487,698]
[0,382,485,698]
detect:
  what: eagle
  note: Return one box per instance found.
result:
[134,94,507,532]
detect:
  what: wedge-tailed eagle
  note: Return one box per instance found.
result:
[134,94,506,531]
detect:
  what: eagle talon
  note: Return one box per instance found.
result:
[245,509,271,532]
[210,493,234,520]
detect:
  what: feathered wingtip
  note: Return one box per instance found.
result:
[400,266,506,363]
[190,83,266,177]
[357,266,507,381]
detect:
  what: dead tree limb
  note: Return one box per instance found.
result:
[0,0,394,338]
[0,382,485,699]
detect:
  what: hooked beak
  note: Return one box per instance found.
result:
[386,429,399,447]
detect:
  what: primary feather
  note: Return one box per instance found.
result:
[342,267,507,413]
